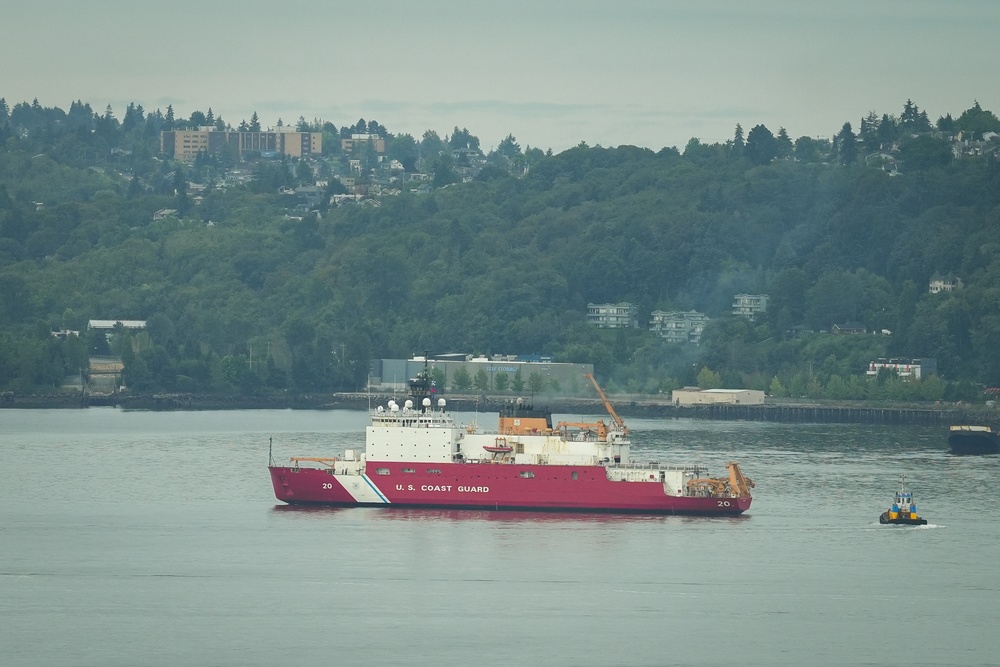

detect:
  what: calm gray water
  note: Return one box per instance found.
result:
[1,408,998,666]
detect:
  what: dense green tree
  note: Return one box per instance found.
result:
[493,372,510,392]
[431,153,459,187]
[877,114,898,147]
[696,367,722,389]
[511,368,526,393]
[420,130,447,160]
[859,111,880,151]
[473,368,489,391]
[775,128,793,158]
[793,136,823,162]
[936,113,956,133]
[387,133,419,172]
[295,160,313,185]
[732,124,745,153]
[448,127,480,152]
[745,124,777,165]
[899,135,952,170]
[496,134,521,158]
[527,371,546,395]
[452,366,472,391]
[835,122,859,165]
[954,101,1000,140]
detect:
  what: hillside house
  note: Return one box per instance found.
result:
[649,310,710,344]
[832,321,867,335]
[732,294,769,321]
[929,275,962,293]
[587,302,639,329]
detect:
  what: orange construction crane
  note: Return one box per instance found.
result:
[727,461,755,498]
[585,373,628,435]
[685,464,754,499]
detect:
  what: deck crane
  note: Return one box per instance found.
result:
[585,373,628,436]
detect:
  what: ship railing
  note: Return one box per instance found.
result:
[370,413,455,428]
[608,461,709,474]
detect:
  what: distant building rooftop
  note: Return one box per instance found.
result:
[88,319,147,330]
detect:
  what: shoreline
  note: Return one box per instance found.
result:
[1,391,990,427]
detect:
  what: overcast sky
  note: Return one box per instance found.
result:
[6,0,999,153]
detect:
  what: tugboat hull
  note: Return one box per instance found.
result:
[879,511,927,526]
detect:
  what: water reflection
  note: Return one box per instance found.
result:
[270,503,752,525]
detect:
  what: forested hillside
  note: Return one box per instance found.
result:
[1,98,1000,400]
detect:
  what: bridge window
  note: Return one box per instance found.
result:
[519,471,535,479]
[401,468,415,473]
[425,469,442,474]
[572,471,578,480]
[375,468,390,476]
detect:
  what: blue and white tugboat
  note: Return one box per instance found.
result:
[879,476,928,526]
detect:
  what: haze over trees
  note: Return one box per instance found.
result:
[1,95,999,401]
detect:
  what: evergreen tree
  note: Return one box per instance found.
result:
[955,101,1000,139]
[127,173,141,198]
[877,113,898,147]
[448,126,480,151]
[122,102,143,133]
[733,123,745,153]
[859,111,880,151]
[917,110,931,132]
[775,127,793,158]
[835,122,858,165]
[745,124,777,165]
[497,134,521,158]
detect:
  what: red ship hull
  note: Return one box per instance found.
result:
[269,462,752,515]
